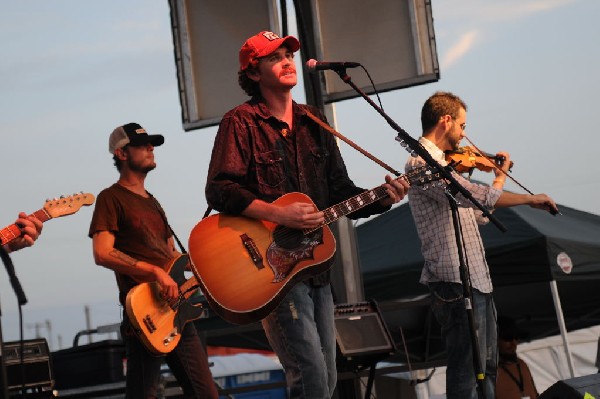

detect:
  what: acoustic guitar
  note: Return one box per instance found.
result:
[0,192,95,247]
[125,254,206,355]
[188,166,441,325]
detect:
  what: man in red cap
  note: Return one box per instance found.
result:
[205,31,409,398]
[90,122,218,398]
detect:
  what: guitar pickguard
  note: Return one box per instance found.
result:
[266,227,324,282]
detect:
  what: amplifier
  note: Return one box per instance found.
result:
[334,301,396,371]
[539,373,600,398]
[52,339,126,389]
[2,338,54,391]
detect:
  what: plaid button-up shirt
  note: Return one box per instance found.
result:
[405,137,502,293]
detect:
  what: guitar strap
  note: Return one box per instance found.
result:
[199,111,385,218]
[305,109,401,176]
[147,193,187,254]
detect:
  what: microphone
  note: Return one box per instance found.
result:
[306,59,360,72]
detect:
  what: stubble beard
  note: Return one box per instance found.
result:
[128,158,156,175]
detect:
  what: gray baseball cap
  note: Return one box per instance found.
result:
[108,122,164,154]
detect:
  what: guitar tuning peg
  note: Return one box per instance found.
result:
[60,195,66,199]
[410,150,418,157]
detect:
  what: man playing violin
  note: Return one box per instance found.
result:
[405,91,557,399]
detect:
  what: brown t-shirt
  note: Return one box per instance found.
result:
[496,358,538,399]
[89,183,173,305]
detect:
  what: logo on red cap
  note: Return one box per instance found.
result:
[262,31,281,41]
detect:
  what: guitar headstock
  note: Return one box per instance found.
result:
[407,165,445,189]
[43,192,96,218]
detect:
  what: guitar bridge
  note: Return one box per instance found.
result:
[240,233,264,269]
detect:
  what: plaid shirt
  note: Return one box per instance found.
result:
[405,137,502,293]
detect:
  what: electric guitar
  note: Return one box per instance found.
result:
[0,192,95,246]
[125,254,206,355]
[188,166,442,325]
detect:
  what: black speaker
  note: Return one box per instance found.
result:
[2,339,54,391]
[539,373,600,399]
[334,301,395,371]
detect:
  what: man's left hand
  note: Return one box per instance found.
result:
[379,174,410,206]
[6,212,43,252]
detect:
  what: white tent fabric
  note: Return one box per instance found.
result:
[420,325,600,398]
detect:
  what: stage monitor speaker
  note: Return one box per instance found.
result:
[334,301,396,371]
[539,373,600,399]
[2,338,54,391]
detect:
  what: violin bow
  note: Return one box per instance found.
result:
[463,136,559,216]
[463,136,533,195]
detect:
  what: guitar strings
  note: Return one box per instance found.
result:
[267,166,435,241]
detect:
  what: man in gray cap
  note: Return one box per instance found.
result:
[89,123,217,398]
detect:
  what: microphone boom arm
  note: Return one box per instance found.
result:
[330,68,506,232]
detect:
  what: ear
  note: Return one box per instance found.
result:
[246,68,260,83]
[440,115,453,131]
[115,147,128,160]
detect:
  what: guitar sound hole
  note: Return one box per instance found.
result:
[273,226,305,250]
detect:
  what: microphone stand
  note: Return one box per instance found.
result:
[331,67,505,232]
[0,245,28,398]
[445,185,489,398]
[331,68,506,398]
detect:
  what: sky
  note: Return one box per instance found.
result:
[0,0,598,351]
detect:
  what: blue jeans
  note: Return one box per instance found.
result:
[122,315,218,398]
[429,282,497,399]
[262,282,337,399]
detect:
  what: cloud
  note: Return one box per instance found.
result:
[437,0,578,69]
[441,30,479,69]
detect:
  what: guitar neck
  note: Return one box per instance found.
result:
[304,186,388,235]
[304,166,434,234]
[0,209,51,246]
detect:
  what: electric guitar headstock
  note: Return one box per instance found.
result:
[43,192,95,219]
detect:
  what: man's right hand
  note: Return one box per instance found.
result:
[274,202,325,230]
[155,267,179,300]
[242,198,324,230]
[529,193,559,214]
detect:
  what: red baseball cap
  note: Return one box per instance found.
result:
[239,31,300,71]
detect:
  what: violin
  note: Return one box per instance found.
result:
[445,146,513,175]
[445,142,558,215]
